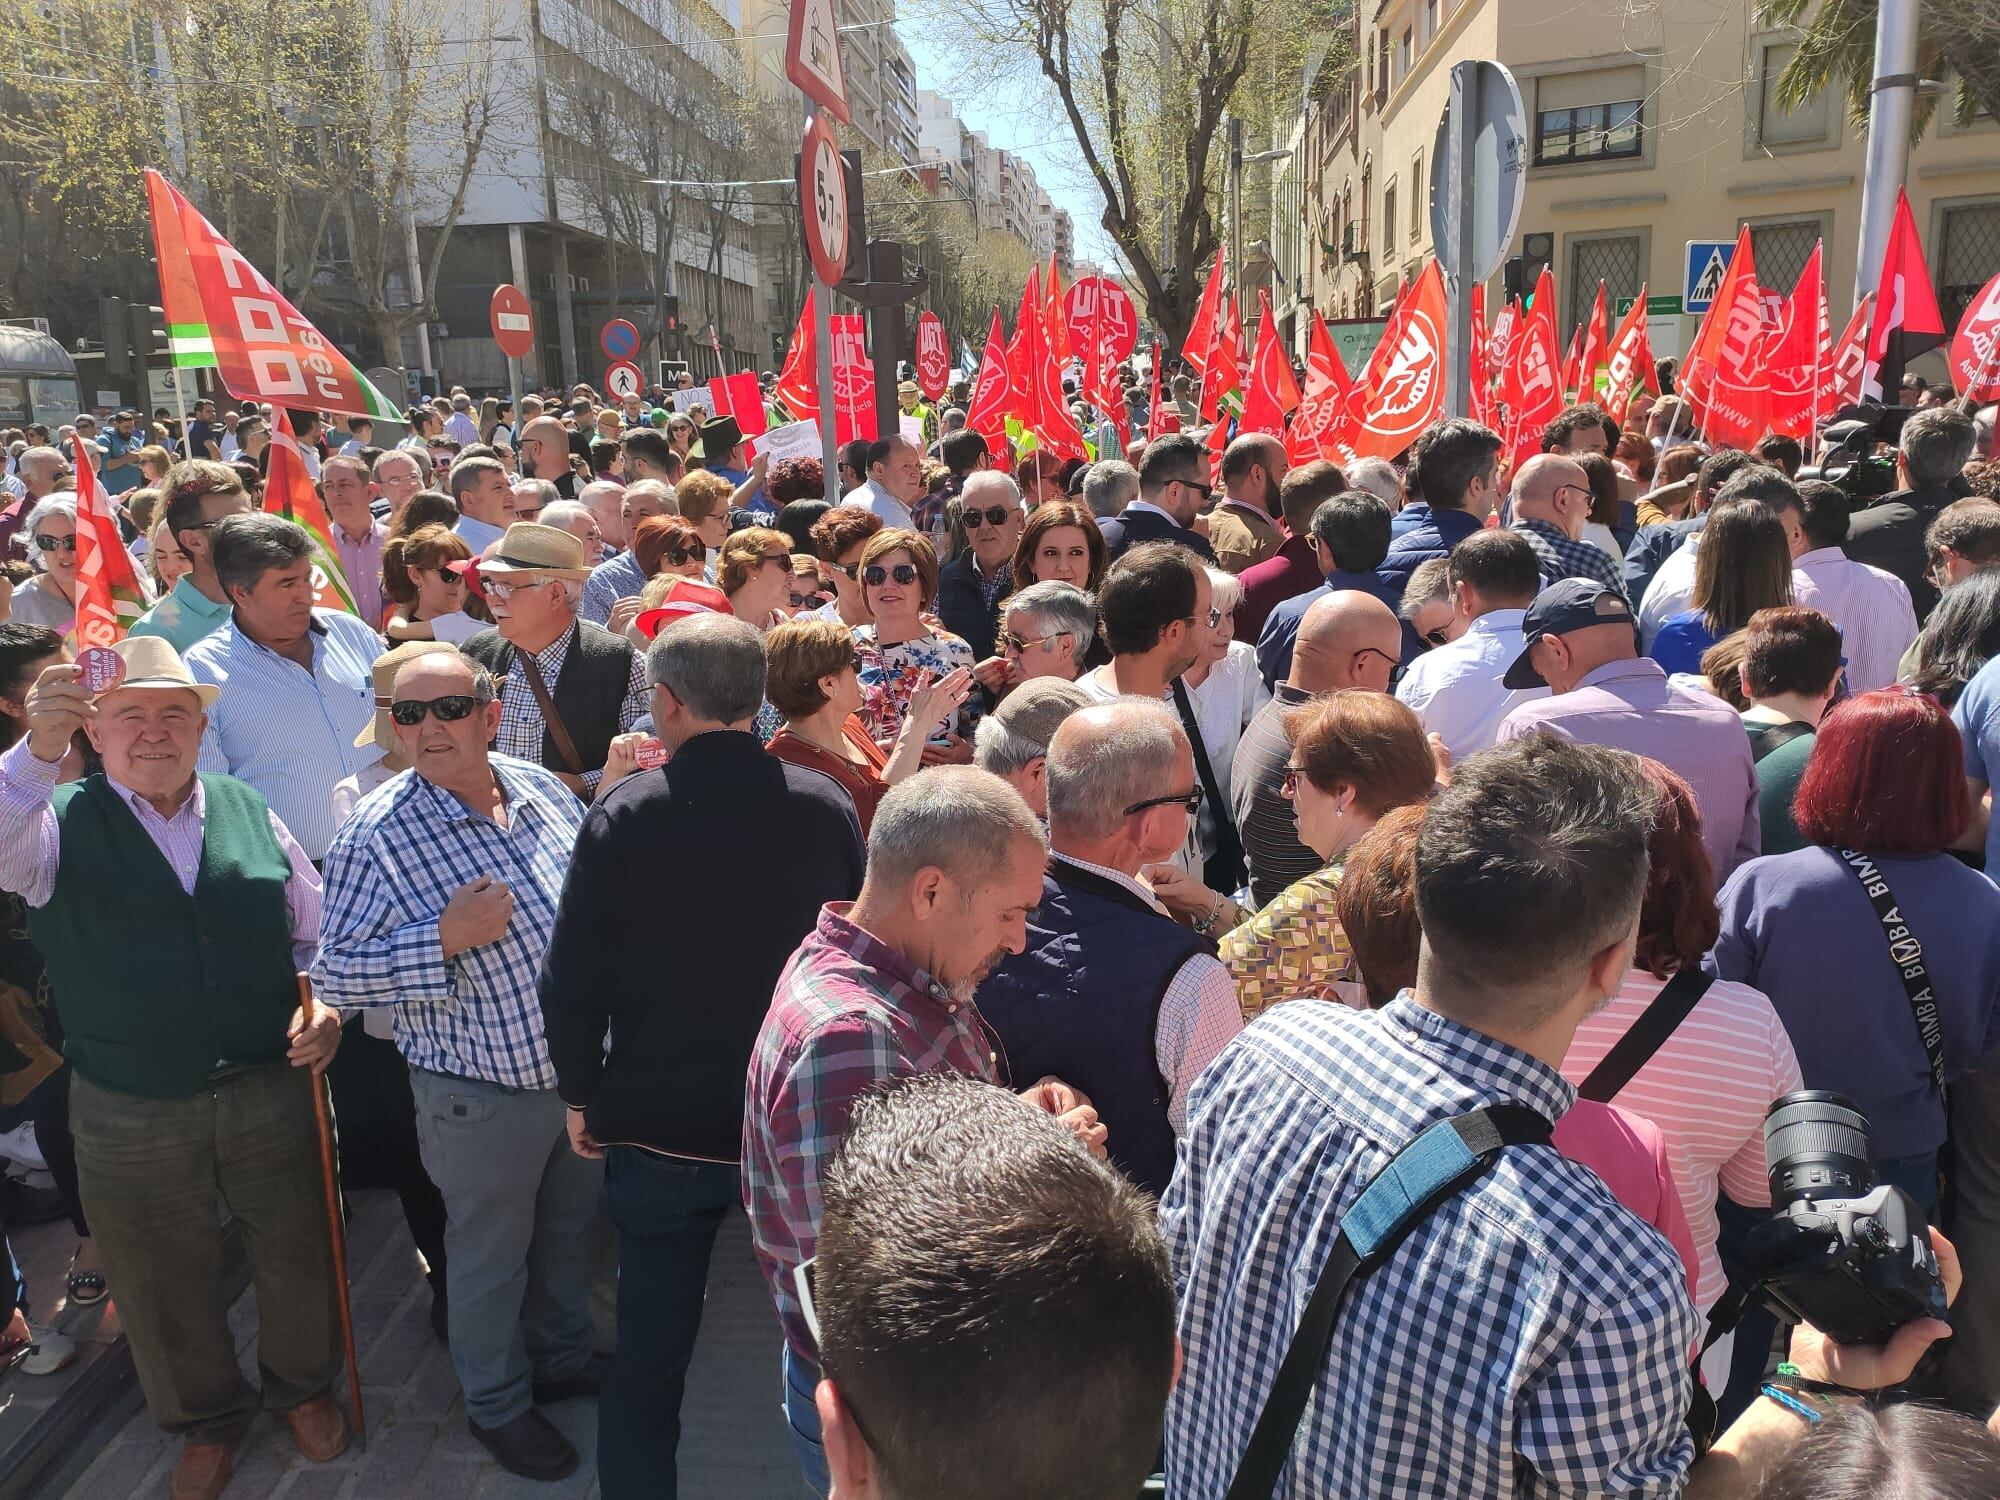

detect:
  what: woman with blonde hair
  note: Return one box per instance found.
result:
[717,526,798,630]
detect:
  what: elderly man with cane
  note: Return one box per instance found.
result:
[0,635,345,1500]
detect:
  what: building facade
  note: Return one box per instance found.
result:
[1280,0,2000,372]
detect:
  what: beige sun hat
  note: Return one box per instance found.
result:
[353,640,464,751]
[110,635,220,708]
[477,522,593,582]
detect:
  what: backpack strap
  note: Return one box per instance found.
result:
[1578,968,1713,1103]
[1223,1104,1554,1500]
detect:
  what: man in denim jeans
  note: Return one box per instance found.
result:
[539,612,865,1499]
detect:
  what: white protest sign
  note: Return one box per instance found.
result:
[757,419,824,464]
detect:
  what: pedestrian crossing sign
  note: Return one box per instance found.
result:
[1684,240,1736,315]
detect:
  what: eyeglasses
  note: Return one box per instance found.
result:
[1421,612,1458,649]
[663,546,704,567]
[1123,786,1204,817]
[511,503,545,520]
[1003,630,1067,654]
[33,533,75,553]
[1355,646,1399,670]
[388,694,482,727]
[967,504,1016,528]
[1553,483,1593,506]
[484,578,557,601]
[863,563,920,587]
[1280,763,1307,797]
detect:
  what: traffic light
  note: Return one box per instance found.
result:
[663,294,680,333]
[99,296,129,375]
[1502,257,1525,301]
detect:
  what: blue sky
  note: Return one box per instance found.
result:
[896,27,1120,265]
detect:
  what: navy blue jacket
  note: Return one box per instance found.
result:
[934,553,1013,662]
[1623,516,1705,607]
[1098,505,1218,563]
[1376,504,1485,601]
[1255,568,1408,691]
[977,857,1211,1194]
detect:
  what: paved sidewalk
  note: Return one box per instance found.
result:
[54,1190,807,1499]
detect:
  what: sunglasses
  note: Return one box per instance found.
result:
[431,567,465,583]
[1123,787,1203,817]
[389,694,482,727]
[1174,477,1214,502]
[1003,630,1067,654]
[1280,763,1307,797]
[664,546,704,567]
[1422,617,1456,648]
[967,504,1016,528]
[33,533,75,553]
[831,561,861,580]
[790,591,827,609]
[484,578,556,601]
[760,551,793,569]
[864,563,920,587]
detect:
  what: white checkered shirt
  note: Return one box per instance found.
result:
[311,755,586,1089]
[1162,993,1699,1498]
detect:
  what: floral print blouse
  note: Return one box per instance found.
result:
[853,624,981,748]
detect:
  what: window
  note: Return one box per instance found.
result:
[1411,152,1424,242]
[1566,233,1643,331]
[1757,41,1831,147]
[1376,31,1389,104]
[1398,29,1412,81]
[1939,200,2000,330]
[1537,100,1642,164]
[1749,219,1824,296]
[1425,0,1440,42]
[1383,182,1397,258]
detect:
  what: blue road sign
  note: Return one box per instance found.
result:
[1684,241,1735,315]
[599,319,640,362]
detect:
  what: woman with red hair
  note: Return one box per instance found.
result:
[1563,760,1803,1383]
[1708,689,2000,1217]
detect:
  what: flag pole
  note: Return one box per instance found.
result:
[169,364,195,463]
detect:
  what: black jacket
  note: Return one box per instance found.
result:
[935,553,1013,661]
[1097,505,1218,563]
[538,730,864,1161]
[1845,482,1958,622]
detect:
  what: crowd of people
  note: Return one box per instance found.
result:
[1,363,2000,1500]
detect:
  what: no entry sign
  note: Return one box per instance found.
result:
[490,285,534,359]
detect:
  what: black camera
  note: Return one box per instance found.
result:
[1740,1091,1949,1346]
[1799,407,1905,502]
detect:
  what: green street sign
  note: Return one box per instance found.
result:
[1616,294,1684,317]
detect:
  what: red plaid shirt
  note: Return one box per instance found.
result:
[743,903,1001,1358]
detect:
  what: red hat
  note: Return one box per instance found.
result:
[633,578,733,641]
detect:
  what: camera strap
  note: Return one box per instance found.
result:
[1222,1104,1554,1500]
[1836,847,1948,1096]
[1578,968,1714,1104]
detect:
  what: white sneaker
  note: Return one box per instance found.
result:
[15,1324,76,1376]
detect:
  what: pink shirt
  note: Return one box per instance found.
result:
[1551,1100,1699,1302]
[1562,968,1805,1310]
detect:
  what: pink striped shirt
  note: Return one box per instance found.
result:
[1562,968,1805,1310]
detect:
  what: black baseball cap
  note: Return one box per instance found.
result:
[1503,579,1634,689]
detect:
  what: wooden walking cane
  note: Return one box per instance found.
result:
[298,973,366,1449]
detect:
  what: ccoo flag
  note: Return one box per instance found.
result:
[266,409,359,614]
[143,169,400,420]
[1861,188,1947,403]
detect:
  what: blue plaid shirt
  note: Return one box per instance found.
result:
[311,755,586,1089]
[1517,517,1630,604]
[1162,994,1698,1498]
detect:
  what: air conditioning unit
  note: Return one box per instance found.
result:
[0,316,51,335]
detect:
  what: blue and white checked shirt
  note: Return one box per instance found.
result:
[580,550,647,627]
[311,755,585,1090]
[1517,517,1630,604]
[1162,993,1698,1498]
[187,609,384,860]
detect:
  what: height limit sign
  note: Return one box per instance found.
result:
[800,114,849,288]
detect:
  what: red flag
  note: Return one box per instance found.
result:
[1602,288,1657,427]
[1201,295,1244,422]
[1238,290,1302,437]
[70,440,153,648]
[829,314,876,445]
[1338,260,1448,461]
[708,372,768,439]
[1680,226,1770,449]
[967,307,1013,455]
[1005,269,1040,422]
[143,170,397,420]
[1022,277,1086,461]
[1469,285,1495,429]
[1085,279,1128,448]
[1826,295,1873,414]
[1287,312,1352,465]
[266,410,358,613]
[1575,283,1611,403]
[1180,249,1226,378]
[1862,188,1947,403]
[1951,272,2000,404]
[1042,255,1072,369]
[1763,244,1833,440]
[1487,297,1517,387]
[774,290,819,419]
[1145,340,1176,440]
[1501,268,1563,476]
[1558,322,1584,403]
[1328,278,1412,462]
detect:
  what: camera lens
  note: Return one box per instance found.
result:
[1765,1090,1876,1205]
